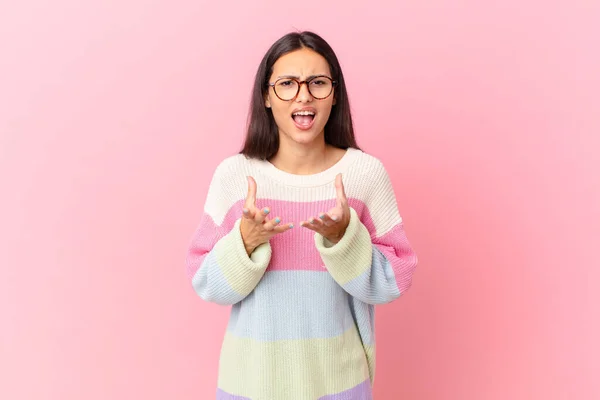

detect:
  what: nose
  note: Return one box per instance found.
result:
[295,81,313,102]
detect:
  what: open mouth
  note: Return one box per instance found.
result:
[292,110,316,130]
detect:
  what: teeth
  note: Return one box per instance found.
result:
[293,111,315,116]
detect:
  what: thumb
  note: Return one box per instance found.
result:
[246,176,257,206]
[335,173,347,207]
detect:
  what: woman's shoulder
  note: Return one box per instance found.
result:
[203,153,252,215]
[348,148,389,178]
[345,148,397,205]
[210,152,256,178]
[214,152,249,169]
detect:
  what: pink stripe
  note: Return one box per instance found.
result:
[251,198,337,272]
[185,205,242,279]
[372,223,418,292]
[187,198,413,276]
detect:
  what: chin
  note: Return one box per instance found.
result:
[286,126,323,145]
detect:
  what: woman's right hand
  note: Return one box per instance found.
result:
[240,176,293,256]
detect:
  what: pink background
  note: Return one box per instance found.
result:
[1,1,598,399]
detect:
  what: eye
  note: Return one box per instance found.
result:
[277,79,294,87]
[311,79,327,86]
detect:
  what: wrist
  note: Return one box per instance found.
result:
[240,224,256,256]
[244,243,256,256]
[325,230,345,244]
[325,227,346,245]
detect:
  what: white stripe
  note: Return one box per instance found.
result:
[203,149,403,237]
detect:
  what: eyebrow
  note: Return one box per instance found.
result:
[276,74,330,80]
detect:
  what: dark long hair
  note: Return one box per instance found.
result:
[240,31,359,160]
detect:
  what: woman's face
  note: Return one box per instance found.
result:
[265,48,336,147]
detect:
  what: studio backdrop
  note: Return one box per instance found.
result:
[1,1,597,399]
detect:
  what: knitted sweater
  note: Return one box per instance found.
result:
[186,147,418,400]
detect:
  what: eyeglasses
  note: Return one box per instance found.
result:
[268,75,337,101]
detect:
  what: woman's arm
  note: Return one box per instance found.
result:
[315,161,418,305]
[185,161,271,305]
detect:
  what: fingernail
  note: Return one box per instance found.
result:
[289,224,294,228]
[331,215,338,221]
[275,217,281,224]
[263,208,270,214]
[319,214,325,219]
[243,208,248,214]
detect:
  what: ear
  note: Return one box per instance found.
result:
[265,94,271,108]
[332,96,336,106]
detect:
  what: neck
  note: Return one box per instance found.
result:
[269,134,334,175]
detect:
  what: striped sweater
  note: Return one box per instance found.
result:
[186,147,418,400]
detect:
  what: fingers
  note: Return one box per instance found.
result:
[242,177,294,236]
[262,215,282,231]
[254,206,270,224]
[243,205,281,228]
[300,209,344,231]
[317,212,340,227]
[243,176,266,222]
[273,222,294,234]
[322,212,339,227]
[242,207,256,220]
[263,215,294,233]
[300,214,325,229]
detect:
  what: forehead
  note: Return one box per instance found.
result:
[271,48,331,78]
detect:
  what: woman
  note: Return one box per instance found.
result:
[186,31,418,400]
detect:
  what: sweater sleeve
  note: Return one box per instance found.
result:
[185,162,271,305]
[314,162,418,305]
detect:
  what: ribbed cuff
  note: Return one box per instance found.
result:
[232,218,272,267]
[216,218,272,295]
[314,207,372,285]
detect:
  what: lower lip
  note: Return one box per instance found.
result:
[292,116,316,131]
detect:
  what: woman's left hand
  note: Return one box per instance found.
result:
[300,173,350,244]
